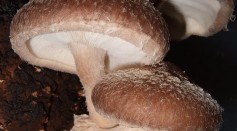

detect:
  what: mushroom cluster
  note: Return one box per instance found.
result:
[10,0,234,131]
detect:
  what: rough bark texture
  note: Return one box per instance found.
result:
[0,42,88,131]
[0,1,88,130]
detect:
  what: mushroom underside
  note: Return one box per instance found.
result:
[28,31,153,73]
[156,0,234,39]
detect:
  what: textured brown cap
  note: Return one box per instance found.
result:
[10,0,169,74]
[92,62,223,131]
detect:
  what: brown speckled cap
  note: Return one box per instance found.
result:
[92,62,223,131]
[10,0,169,74]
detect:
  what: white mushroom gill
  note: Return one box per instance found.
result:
[169,0,221,37]
[28,31,152,73]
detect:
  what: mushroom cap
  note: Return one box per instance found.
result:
[10,0,169,74]
[154,0,234,39]
[92,62,223,131]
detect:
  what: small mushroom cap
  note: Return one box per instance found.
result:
[154,0,234,39]
[10,0,169,74]
[92,62,223,131]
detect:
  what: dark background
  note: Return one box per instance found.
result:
[0,1,237,131]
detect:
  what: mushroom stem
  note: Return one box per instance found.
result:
[69,42,106,87]
[69,42,116,128]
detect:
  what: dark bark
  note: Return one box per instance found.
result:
[0,42,88,131]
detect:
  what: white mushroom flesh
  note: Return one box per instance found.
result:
[28,31,151,72]
[168,0,221,37]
